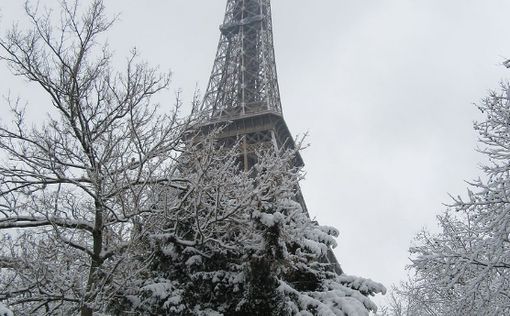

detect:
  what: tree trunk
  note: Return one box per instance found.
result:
[81,199,104,316]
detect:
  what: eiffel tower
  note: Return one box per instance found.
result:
[201,0,342,274]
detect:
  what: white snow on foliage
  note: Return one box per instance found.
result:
[0,303,13,316]
[192,307,224,316]
[337,275,387,296]
[185,255,202,267]
[142,282,174,299]
[254,210,284,227]
[278,276,386,316]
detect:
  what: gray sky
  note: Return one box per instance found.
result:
[2,0,510,306]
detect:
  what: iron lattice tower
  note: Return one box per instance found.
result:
[201,0,342,274]
[201,0,302,171]
[202,0,281,118]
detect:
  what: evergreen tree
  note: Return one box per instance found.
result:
[111,142,386,315]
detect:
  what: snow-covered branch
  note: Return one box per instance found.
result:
[0,216,93,231]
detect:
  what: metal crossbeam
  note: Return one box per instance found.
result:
[201,0,282,119]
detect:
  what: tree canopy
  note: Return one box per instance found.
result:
[391,80,510,316]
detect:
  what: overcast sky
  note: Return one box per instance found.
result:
[2,0,510,307]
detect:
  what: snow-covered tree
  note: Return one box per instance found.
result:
[0,1,386,315]
[0,1,196,315]
[108,141,386,315]
[396,79,510,315]
[0,302,13,316]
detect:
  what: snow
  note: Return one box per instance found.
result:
[336,297,369,316]
[0,303,13,316]
[277,278,381,316]
[337,275,387,296]
[302,239,328,256]
[142,282,173,299]
[185,255,202,267]
[193,307,223,316]
[254,210,284,227]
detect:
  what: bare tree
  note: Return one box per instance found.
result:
[394,78,510,316]
[0,1,195,314]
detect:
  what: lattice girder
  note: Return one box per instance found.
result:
[202,0,282,120]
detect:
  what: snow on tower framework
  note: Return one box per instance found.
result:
[200,0,343,275]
